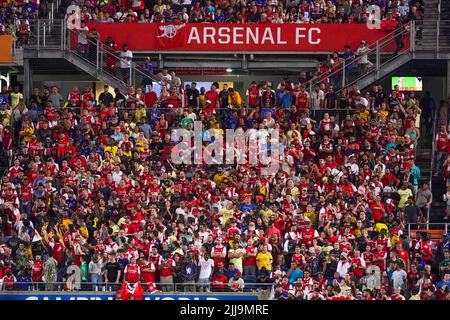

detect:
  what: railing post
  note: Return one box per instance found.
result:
[96,39,100,70]
[410,20,415,52]
[129,65,133,86]
[43,22,46,47]
[51,3,54,29]
[100,47,104,73]
[60,21,64,50]
[341,60,345,89]
[37,20,40,50]
[375,41,380,78]
[437,20,440,54]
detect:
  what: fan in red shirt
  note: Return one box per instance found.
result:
[211,237,227,266]
[68,86,81,107]
[116,257,144,300]
[373,243,387,271]
[32,255,44,283]
[144,84,158,109]
[212,269,228,292]
[204,84,219,114]
[246,81,260,108]
[139,259,158,293]
[295,85,309,109]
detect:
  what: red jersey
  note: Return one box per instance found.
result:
[292,253,306,266]
[416,240,433,261]
[246,87,260,106]
[68,92,81,105]
[204,90,219,112]
[52,242,63,264]
[141,262,155,284]
[160,259,175,277]
[145,91,157,108]
[362,252,373,266]
[125,264,141,283]
[211,245,226,266]
[148,253,162,270]
[296,91,309,109]
[351,257,365,277]
[32,261,43,282]
[44,107,57,121]
[300,228,317,244]
[244,246,257,266]
[373,250,387,271]
[436,132,448,152]
[9,166,23,180]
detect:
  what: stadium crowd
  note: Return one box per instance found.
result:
[1,0,424,46]
[64,0,424,24]
[0,58,449,300]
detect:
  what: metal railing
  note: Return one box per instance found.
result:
[64,26,161,89]
[0,281,274,295]
[304,23,414,96]
[428,108,438,227]
[407,223,448,235]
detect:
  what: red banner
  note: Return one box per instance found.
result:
[86,23,402,52]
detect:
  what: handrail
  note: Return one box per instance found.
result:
[407,223,448,237]
[305,26,411,97]
[428,109,438,228]
[0,281,275,292]
[65,26,161,89]
[302,25,409,93]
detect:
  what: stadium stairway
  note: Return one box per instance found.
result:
[421,0,450,51]
[25,19,131,93]
[415,129,447,225]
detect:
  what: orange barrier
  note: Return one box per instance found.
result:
[0,34,13,63]
[410,229,446,240]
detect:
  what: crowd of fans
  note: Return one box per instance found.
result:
[0,59,449,300]
[64,0,423,25]
[0,0,424,46]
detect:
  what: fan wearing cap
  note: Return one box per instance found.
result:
[211,236,227,267]
[227,269,244,292]
[1,267,16,290]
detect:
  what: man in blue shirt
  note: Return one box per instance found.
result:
[240,196,257,213]
[280,88,293,109]
[287,262,304,284]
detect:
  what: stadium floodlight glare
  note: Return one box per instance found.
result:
[226,68,233,72]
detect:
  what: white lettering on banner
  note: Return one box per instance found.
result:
[295,27,321,45]
[188,27,201,44]
[277,27,287,44]
[182,25,324,46]
[247,28,259,44]
[233,27,244,44]
[218,27,230,44]
[295,27,306,44]
[309,27,321,44]
[261,27,275,44]
[204,27,216,44]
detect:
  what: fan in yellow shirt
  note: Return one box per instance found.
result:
[220,204,235,226]
[213,167,228,186]
[256,246,273,271]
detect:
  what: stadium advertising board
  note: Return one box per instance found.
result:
[85,23,402,52]
[0,293,259,300]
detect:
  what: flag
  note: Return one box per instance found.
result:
[32,228,42,242]
[116,282,144,300]
[155,23,186,50]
